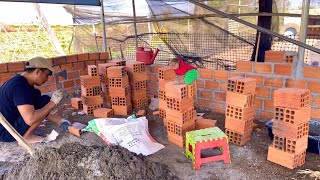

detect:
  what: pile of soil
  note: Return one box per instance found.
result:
[3,143,177,180]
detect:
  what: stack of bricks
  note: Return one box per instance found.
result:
[158,67,176,125]
[80,65,103,116]
[225,76,256,146]
[107,66,132,116]
[165,81,196,148]
[98,63,115,108]
[126,61,148,109]
[267,88,310,169]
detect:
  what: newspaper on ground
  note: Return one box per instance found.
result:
[84,116,164,156]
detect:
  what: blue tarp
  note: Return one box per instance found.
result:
[0,0,100,5]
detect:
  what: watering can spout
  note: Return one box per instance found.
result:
[150,45,163,64]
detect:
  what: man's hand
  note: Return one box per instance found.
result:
[50,90,63,105]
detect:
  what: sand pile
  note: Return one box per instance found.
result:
[3,143,177,180]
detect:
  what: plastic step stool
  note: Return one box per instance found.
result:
[186,127,231,170]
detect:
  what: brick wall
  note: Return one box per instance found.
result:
[146,62,320,122]
[0,52,110,94]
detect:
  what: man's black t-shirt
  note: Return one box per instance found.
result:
[0,74,35,140]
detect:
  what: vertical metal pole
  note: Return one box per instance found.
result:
[100,0,107,52]
[294,0,310,79]
[132,0,138,48]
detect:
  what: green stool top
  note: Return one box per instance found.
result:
[186,127,227,143]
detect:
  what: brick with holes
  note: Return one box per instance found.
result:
[159,108,166,119]
[187,83,196,98]
[226,92,255,107]
[71,98,83,110]
[88,65,98,77]
[158,90,166,100]
[225,128,251,146]
[132,97,148,109]
[285,136,308,154]
[93,108,114,118]
[158,79,174,91]
[274,106,310,125]
[274,88,310,109]
[235,78,256,94]
[83,104,101,116]
[267,145,306,169]
[128,71,148,82]
[108,75,129,88]
[227,76,244,92]
[272,136,286,151]
[111,95,131,106]
[167,119,195,137]
[131,80,147,91]
[272,121,309,139]
[225,104,255,121]
[107,66,127,77]
[158,66,176,80]
[166,107,196,125]
[98,63,115,77]
[80,75,100,88]
[126,61,146,73]
[109,59,126,66]
[165,81,188,99]
[166,97,194,112]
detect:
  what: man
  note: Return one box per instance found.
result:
[0,57,64,143]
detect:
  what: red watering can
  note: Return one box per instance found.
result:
[136,45,163,65]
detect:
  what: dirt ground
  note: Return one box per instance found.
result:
[0,95,319,180]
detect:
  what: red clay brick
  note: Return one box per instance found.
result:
[264,99,273,111]
[52,56,67,66]
[229,72,244,78]
[195,118,216,130]
[153,65,164,73]
[274,88,310,109]
[8,62,25,72]
[0,72,15,84]
[66,55,78,63]
[213,70,228,80]
[148,74,157,82]
[264,77,283,87]
[211,101,225,110]
[255,97,262,108]
[307,80,320,93]
[261,111,273,120]
[285,79,306,89]
[0,63,8,73]
[200,90,213,99]
[264,50,285,62]
[236,61,252,72]
[89,52,100,60]
[246,74,264,85]
[96,59,106,65]
[199,69,213,79]
[78,53,89,61]
[303,65,320,79]
[219,82,227,91]
[205,80,219,90]
[61,64,73,71]
[73,62,85,70]
[256,87,270,98]
[71,98,83,110]
[197,99,210,106]
[311,108,320,119]
[197,79,204,88]
[136,110,146,117]
[99,52,110,59]
[145,65,152,73]
[85,60,96,66]
[215,91,226,101]
[63,80,75,89]
[67,71,79,79]
[147,81,157,91]
[314,96,320,106]
[274,64,292,76]
[254,63,272,74]
[226,92,255,107]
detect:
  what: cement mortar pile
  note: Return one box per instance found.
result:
[4,143,178,180]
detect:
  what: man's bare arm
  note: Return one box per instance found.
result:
[17,101,56,126]
[46,114,61,125]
